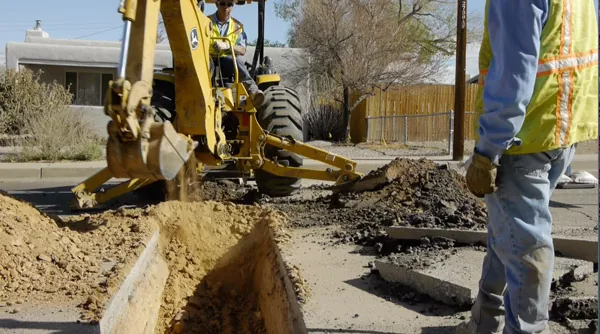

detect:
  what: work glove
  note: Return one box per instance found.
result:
[214,41,230,52]
[465,152,497,198]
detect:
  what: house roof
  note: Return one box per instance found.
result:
[5,27,307,87]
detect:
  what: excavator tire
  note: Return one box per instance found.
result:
[255,85,304,197]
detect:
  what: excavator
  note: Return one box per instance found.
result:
[70,0,363,209]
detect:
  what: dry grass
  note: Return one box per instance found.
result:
[0,69,103,162]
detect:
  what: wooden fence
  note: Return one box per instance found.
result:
[348,84,479,143]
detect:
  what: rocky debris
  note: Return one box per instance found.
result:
[238,189,272,205]
[199,180,246,202]
[552,264,592,295]
[285,262,311,304]
[271,158,486,249]
[385,237,465,270]
[0,193,155,322]
[588,319,598,332]
[551,297,598,321]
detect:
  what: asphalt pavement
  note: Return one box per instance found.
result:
[0,156,597,241]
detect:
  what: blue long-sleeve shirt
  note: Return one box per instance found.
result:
[475,0,550,164]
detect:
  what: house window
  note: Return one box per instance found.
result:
[65,72,77,104]
[65,71,114,106]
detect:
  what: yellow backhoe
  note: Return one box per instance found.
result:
[71,0,363,209]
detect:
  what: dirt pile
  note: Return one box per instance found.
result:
[273,158,486,247]
[0,192,155,319]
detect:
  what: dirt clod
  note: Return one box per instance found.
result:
[551,297,598,320]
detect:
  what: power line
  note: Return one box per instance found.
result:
[71,26,122,40]
[0,20,117,27]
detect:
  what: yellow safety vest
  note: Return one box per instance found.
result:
[209,14,244,58]
[475,0,598,155]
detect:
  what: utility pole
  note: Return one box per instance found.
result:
[452,0,467,161]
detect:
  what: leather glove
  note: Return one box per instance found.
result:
[465,152,497,198]
[214,41,230,51]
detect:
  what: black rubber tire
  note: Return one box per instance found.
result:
[254,85,304,197]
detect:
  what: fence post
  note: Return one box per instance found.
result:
[366,117,370,142]
[448,110,454,157]
[403,115,408,145]
[380,117,385,143]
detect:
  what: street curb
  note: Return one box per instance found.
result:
[0,154,594,181]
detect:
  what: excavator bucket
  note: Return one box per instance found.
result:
[106,120,196,181]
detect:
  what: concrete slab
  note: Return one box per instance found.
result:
[99,231,168,334]
[375,259,477,307]
[386,227,598,263]
[375,249,595,307]
[0,303,99,334]
[281,228,462,334]
[0,230,168,334]
[41,163,105,179]
[0,163,40,179]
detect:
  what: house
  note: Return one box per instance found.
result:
[5,21,309,136]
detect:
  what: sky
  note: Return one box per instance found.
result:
[0,1,487,75]
[0,1,290,53]
[1,1,595,81]
[0,1,486,46]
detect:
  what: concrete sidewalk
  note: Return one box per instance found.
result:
[0,154,596,181]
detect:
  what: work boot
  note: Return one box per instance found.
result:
[455,319,502,334]
[248,85,265,107]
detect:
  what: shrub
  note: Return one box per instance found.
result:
[303,98,346,142]
[0,69,103,161]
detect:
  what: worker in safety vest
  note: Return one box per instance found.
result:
[208,0,265,106]
[459,0,597,333]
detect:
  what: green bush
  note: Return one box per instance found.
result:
[0,69,103,161]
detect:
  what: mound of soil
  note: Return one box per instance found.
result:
[0,192,155,319]
[272,158,487,248]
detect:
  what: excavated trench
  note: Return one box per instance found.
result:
[0,187,308,334]
[150,202,306,334]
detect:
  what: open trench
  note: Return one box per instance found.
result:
[150,202,306,334]
[0,180,308,334]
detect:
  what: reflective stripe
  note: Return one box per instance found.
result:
[478,73,486,86]
[561,0,572,54]
[556,71,571,145]
[537,51,598,75]
[556,0,573,145]
[478,51,596,84]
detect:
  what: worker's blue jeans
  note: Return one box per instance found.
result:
[212,56,259,92]
[471,144,576,333]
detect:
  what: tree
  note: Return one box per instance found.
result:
[247,38,287,47]
[275,0,482,141]
[157,18,167,44]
